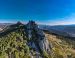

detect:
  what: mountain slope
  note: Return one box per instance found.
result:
[45,31,75,58]
[0,21,51,58]
[0,21,75,58]
[0,22,30,58]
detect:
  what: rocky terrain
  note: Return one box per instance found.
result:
[0,21,75,58]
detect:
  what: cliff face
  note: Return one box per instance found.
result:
[26,21,51,58]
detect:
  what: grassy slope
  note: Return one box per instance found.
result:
[45,33,75,58]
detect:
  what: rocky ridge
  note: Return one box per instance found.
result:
[0,21,51,58]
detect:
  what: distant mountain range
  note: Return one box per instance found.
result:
[39,24,75,37]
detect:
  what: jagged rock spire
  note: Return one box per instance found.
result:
[28,20,36,25]
[27,20,38,29]
[26,21,51,58]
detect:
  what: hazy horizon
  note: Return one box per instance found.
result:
[0,20,75,26]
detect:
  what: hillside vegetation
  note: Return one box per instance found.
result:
[0,27,31,58]
[45,32,75,58]
[0,21,75,58]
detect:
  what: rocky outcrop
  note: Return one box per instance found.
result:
[0,21,51,58]
[26,21,51,57]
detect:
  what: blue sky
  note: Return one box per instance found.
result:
[0,0,75,25]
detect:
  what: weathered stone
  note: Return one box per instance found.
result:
[26,21,51,58]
